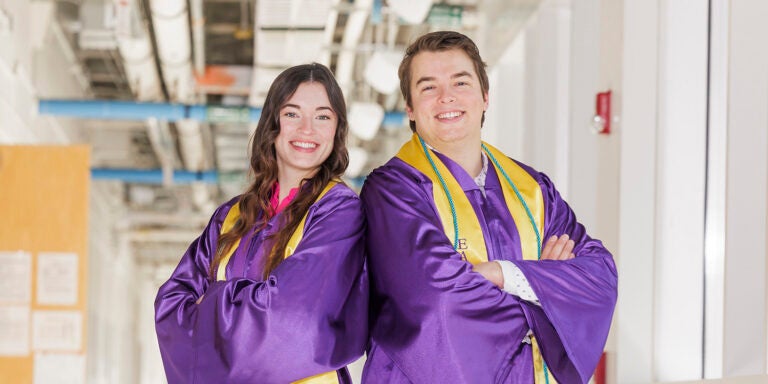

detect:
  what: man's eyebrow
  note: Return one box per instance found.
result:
[415,71,473,86]
[451,71,472,79]
[415,76,435,86]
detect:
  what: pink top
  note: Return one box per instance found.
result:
[270,182,299,214]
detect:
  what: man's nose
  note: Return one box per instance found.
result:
[439,89,456,103]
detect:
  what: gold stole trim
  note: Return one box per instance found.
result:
[397,134,555,383]
[216,181,340,384]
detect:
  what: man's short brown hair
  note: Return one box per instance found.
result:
[398,31,489,131]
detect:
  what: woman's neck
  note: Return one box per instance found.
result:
[277,169,314,201]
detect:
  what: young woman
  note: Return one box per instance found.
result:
[155,63,368,383]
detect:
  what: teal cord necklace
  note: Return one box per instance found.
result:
[419,136,551,384]
[419,136,460,250]
[481,144,543,258]
[482,143,550,384]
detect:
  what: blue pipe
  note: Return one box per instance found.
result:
[91,169,220,184]
[39,99,407,127]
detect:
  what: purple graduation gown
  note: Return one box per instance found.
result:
[155,184,369,383]
[360,154,617,384]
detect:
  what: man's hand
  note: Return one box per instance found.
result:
[541,234,575,260]
[473,261,504,288]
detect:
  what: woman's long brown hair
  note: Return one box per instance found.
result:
[208,63,349,280]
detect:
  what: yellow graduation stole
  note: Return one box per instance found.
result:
[217,180,340,384]
[396,134,556,384]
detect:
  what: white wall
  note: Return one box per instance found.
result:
[618,0,768,382]
[722,0,768,376]
[654,0,709,380]
[484,0,573,192]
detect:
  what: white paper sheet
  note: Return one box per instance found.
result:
[0,250,32,304]
[36,252,79,306]
[33,352,85,384]
[0,306,30,356]
[32,310,82,351]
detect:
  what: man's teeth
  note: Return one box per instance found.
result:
[292,141,317,149]
[438,111,462,119]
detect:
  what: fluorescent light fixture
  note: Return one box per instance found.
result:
[348,102,384,141]
[388,0,433,25]
[364,51,402,95]
[346,146,369,178]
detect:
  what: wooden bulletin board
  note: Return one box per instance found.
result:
[0,146,90,383]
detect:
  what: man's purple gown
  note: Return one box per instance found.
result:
[360,153,617,383]
[155,184,368,383]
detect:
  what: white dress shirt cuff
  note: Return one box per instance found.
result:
[496,260,541,305]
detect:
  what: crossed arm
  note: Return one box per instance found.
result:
[473,233,575,288]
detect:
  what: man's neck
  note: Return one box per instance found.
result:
[430,140,483,178]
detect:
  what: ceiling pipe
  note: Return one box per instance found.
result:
[148,0,193,102]
[148,0,213,212]
[189,0,205,76]
[145,117,177,185]
[38,99,408,126]
[114,0,163,101]
[91,169,219,184]
[319,0,341,67]
[335,0,373,98]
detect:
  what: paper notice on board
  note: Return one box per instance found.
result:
[0,306,30,356]
[37,252,79,306]
[0,250,32,304]
[33,352,85,384]
[32,310,82,351]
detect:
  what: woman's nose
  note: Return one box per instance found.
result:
[297,118,313,133]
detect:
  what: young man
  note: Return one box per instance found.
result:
[361,31,617,383]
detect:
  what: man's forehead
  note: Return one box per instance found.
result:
[410,51,477,80]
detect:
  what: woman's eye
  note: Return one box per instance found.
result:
[284,111,298,118]
[316,115,332,121]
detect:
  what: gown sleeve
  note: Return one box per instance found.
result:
[361,163,532,383]
[155,191,368,383]
[510,170,618,383]
[154,199,230,383]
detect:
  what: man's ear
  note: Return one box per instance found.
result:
[483,92,489,110]
[406,105,415,121]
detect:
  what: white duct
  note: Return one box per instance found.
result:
[145,117,175,186]
[190,0,205,76]
[149,0,193,102]
[114,0,162,100]
[177,118,215,213]
[335,0,373,98]
[176,119,206,171]
[148,0,213,211]
[318,0,341,66]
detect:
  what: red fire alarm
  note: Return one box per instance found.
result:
[592,90,612,134]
